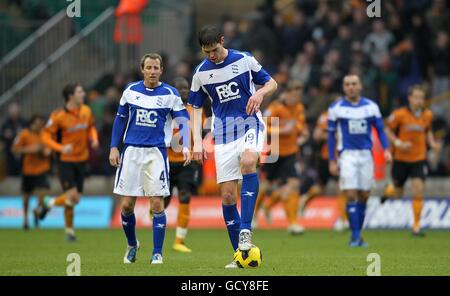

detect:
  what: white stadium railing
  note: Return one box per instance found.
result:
[0,1,190,117]
[0,10,72,96]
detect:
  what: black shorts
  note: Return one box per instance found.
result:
[317,157,331,186]
[264,154,298,183]
[169,161,200,195]
[392,160,427,188]
[21,172,50,194]
[58,161,86,193]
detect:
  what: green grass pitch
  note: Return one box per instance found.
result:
[0,229,449,275]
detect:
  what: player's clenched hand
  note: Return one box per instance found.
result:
[430,140,443,152]
[193,150,208,164]
[329,160,339,176]
[109,147,120,167]
[42,147,51,157]
[91,140,99,149]
[61,144,73,154]
[384,150,392,164]
[193,152,202,164]
[182,147,191,167]
[193,142,206,164]
[246,92,264,115]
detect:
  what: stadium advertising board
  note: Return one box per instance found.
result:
[111,196,339,229]
[0,196,113,228]
[365,198,450,229]
[111,196,450,230]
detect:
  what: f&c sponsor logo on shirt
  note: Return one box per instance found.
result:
[136,109,158,127]
[216,82,241,103]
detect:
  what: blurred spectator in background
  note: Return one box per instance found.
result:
[290,53,312,86]
[426,0,450,34]
[431,31,450,98]
[387,13,405,42]
[351,8,370,43]
[391,36,422,103]
[174,61,193,82]
[363,20,395,67]
[366,53,399,115]
[2,0,450,178]
[241,11,279,68]
[280,9,311,59]
[1,102,26,176]
[114,0,148,72]
[411,14,432,80]
[331,25,353,72]
[222,20,243,50]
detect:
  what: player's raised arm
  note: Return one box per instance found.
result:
[109,88,129,167]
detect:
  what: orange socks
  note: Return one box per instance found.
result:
[177,203,190,229]
[64,205,74,230]
[337,192,347,222]
[53,194,67,206]
[254,192,265,217]
[264,191,281,211]
[412,197,423,232]
[384,183,396,198]
[283,192,300,225]
[175,203,190,244]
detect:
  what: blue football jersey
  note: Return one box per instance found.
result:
[187,49,271,144]
[327,97,388,159]
[116,80,189,147]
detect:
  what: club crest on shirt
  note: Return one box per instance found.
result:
[231,64,239,74]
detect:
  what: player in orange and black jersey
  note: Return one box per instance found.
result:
[257,80,309,234]
[165,77,202,253]
[386,85,442,236]
[37,83,99,241]
[12,115,51,230]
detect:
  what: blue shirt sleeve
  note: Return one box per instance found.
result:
[369,103,389,149]
[110,89,129,148]
[171,93,191,149]
[111,115,127,148]
[327,107,337,161]
[187,73,208,108]
[373,116,389,149]
[247,53,271,85]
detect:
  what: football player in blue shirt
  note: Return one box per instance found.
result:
[109,53,191,264]
[188,26,277,268]
[328,74,392,247]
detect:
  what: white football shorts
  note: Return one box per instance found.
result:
[113,146,170,197]
[214,128,265,184]
[338,149,374,191]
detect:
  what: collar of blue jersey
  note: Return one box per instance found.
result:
[143,81,163,90]
[343,96,363,105]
